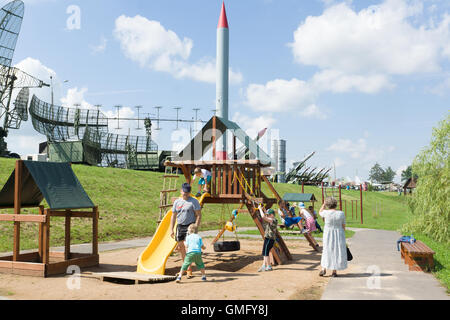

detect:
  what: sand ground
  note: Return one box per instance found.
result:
[0,238,353,300]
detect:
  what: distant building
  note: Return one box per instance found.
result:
[20,154,47,162]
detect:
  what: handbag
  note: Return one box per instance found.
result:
[346,245,353,261]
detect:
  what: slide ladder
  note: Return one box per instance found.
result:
[158,166,180,222]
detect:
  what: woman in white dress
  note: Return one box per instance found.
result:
[319,197,347,277]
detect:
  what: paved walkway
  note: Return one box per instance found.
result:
[321,228,449,300]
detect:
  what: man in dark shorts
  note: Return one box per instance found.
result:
[170,183,202,277]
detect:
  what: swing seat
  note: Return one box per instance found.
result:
[213,241,240,252]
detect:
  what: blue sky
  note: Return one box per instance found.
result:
[4,0,449,182]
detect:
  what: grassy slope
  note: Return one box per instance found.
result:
[0,158,447,290]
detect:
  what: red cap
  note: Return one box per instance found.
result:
[217,2,228,29]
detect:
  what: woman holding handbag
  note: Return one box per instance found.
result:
[319,197,348,277]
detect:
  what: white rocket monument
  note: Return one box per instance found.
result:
[216,1,229,160]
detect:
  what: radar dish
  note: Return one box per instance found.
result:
[13,87,28,120]
[0,0,24,67]
[29,94,109,141]
[83,126,158,169]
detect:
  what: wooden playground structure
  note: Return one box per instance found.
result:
[160,115,322,264]
[164,158,322,264]
[0,160,99,277]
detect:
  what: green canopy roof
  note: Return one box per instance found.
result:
[0,161,94,210]
[282,193,317,203]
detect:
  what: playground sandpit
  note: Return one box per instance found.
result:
[0,238,343,300]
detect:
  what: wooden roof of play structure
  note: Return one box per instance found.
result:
[175,116,272,165]
[0,161,94,209]
[282,193,317,203]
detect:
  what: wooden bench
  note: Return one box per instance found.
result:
[400,240,435,271]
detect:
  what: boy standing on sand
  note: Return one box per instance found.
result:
[258,206,278,272]
[176,224,207,282]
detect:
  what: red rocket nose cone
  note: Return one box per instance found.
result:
[217,2,229,29]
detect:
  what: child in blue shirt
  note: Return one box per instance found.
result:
[176,224,207,282]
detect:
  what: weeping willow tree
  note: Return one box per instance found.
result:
[401,114,449,244]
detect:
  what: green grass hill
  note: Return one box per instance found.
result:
[0,157,412,252]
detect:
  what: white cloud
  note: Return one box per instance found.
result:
[311,69,394,94]
[243,0,450,118]
[243,78,331,119]
[327,138,367,159]
[326,137,396,165]
[113,15,242,84]
[114,15,192,67]
[245,78,315,110]
[290,0,449,76]
[299,104,328,119]
[5,58,55,156]
[14,57,55,102]
[60,87,95,109]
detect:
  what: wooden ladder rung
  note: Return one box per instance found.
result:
[163,175,180,178]
[160,189,178,193]
[159,204,173,209]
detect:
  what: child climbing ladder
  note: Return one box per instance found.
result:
[191,167,212,197]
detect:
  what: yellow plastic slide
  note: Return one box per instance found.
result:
[137,193,210,275]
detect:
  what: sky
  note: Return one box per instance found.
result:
[2,0,449,183]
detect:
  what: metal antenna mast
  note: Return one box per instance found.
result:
[193,107,200,135]
[173,106,182,130]
[135,105,142,130]
[193,108,200,121]
[154,106,162,130]
[115,105,121,130]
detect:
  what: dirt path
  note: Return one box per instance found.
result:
[0,238,340,300]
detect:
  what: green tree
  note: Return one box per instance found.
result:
[401,114,449,244]
[383,166,396,183]
[401,165,418,183]
[369,163,385,183]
